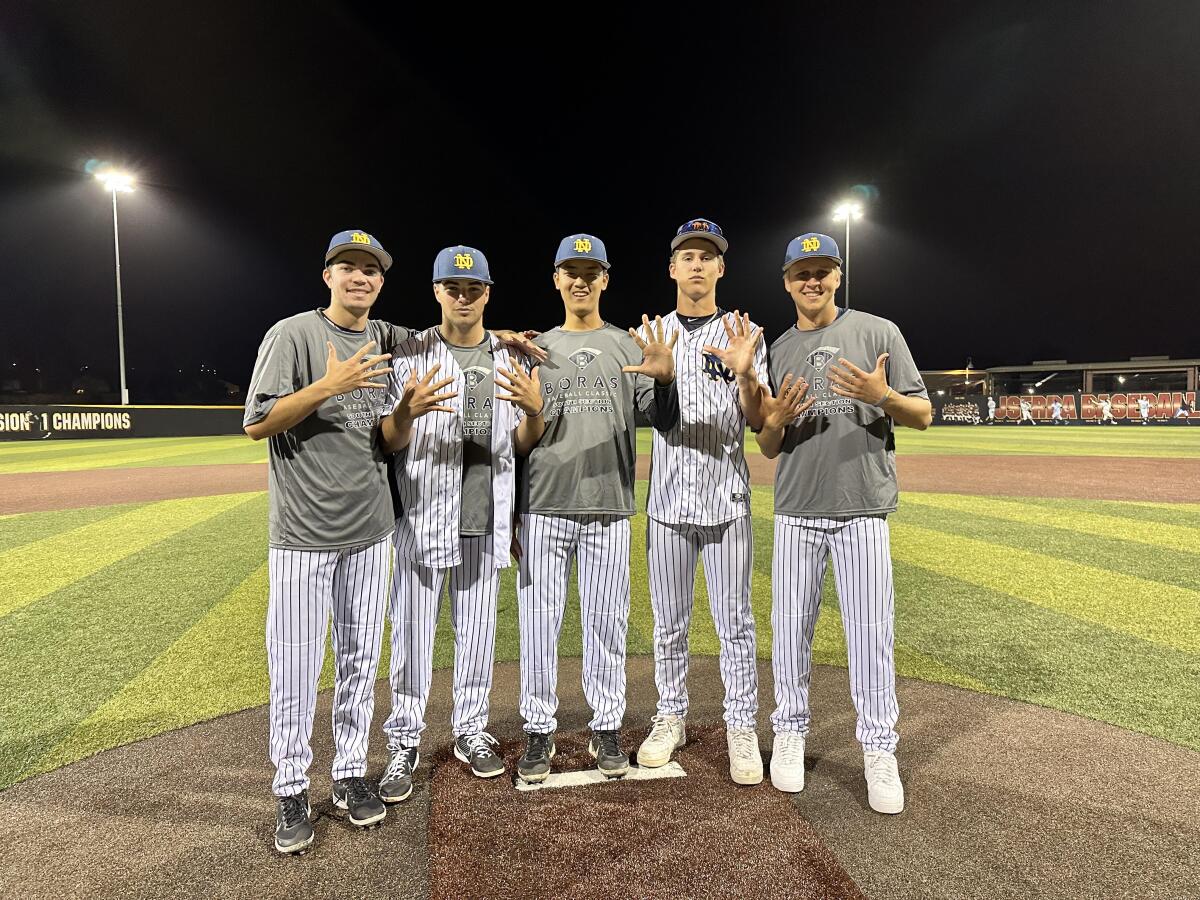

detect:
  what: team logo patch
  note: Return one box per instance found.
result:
[702,352,735,384]
[801,236,821,253]
[350,231,371,245]
[806,345,840,371]
[569,348,601,369]
[453,252,474,270]
[462,366,489,389]
[573,238,592,254]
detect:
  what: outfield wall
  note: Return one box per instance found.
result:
[0,405,244,441]
[933,392,1199,425]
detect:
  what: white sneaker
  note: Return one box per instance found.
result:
[637,714,686,768]
[770,732,806,792]
[726,727,764,785]
[864,750,905,814]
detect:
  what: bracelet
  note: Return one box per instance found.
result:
[878,387,893,407]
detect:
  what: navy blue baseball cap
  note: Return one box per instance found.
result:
[555,234,610,270]
[671,218,728,254]
[433,245,493,284]
[782,233,841,271]
[325,230,392,272]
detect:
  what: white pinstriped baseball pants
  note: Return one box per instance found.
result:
[770,514,900,752]
[384,535,500,748]
[517,513,631,734]
[647,516,758,728]
[266,537,390,797]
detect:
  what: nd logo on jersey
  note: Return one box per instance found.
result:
[702,352,735,384]
[569,348,600,369]
[805,345,840,371]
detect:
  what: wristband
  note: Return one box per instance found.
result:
[878,387,893,407]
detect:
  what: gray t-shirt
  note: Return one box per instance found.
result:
[520,324,666,516]
[244,309,410,549]
[446,336,494,536]
[768,310,927,517]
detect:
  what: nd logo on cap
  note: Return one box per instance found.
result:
[801,237,822,253]
[574,238,592,253]
[454,252,475,270]
[351,232,372,245]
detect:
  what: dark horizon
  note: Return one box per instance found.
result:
[1,1,1196,401]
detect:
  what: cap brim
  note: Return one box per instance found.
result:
[326,243,393,272]
[782,254,841,272]
[554,255,611,270]
[670,233,728,254]
[433,276,494,285]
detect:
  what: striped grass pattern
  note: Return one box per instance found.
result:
[1,480,1196,791]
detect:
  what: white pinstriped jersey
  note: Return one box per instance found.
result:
[644,311,769,526]
[387,328,523,570]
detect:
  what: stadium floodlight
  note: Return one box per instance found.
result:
[95,169,136,404]
[832,201,865,309]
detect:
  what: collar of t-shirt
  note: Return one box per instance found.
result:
[437,330,492,352]
[678,308,723,333]
[317,308,367,334]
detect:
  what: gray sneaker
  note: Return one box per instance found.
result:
[274,790,313,854]
[588,729,630,778]
[517,732,555,783]
[379,746,419,803]
[454,731,505,778]
[332,776,386,827]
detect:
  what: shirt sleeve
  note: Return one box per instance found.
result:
[629,324,679,432]
[885,325,928,399]
[243,325,298,427]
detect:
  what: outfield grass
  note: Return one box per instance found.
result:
[635,425,1200,458]
[2,441,1197,790]
[0,436,265,474]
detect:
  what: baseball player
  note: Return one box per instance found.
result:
[1097,395,1117,424]
[376,246,546,800]
[986,395,996,423]
[1175,398,1192,419]
[1050,398,1065,424]
[755,232,931,815]
[1019,396,1036,424]
[1138,395,1151,424]
[515,234,678,783]
[245,230,403,854]
[634,218,767,785]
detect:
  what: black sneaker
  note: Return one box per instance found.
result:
[454,732,505,778]
[274,790,313,854]
[379,746,419,804]
[517,731,556,783]
[331,776,386,827]
[588,729,630,777]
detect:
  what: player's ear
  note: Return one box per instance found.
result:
[715,256,726,279]
[322,266,334,289]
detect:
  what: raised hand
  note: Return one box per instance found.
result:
[829,353,890,405]
[395,364,458,421]
[761,373,815,430]
[495,365,544,417]
[623,314,679,384]
[702,309,761,377]
[318,340,393,395]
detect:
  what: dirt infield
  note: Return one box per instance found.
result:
[427,725,863,900]
[6,452,1200,513]
[2,658,1197,900]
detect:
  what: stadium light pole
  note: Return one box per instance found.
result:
[96,170,135,405]
[832,200,864,308]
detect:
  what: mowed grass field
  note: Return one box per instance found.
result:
[1,429,1198,791]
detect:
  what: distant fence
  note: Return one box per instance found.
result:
[932,392,1198,426]
[0,405,244,441]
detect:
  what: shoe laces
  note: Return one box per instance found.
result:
[648,714,681,741]
[776,733,805,765]
[279,793,308,828]
[384,748,415,781]
[461,731,499,760]
[526,732,552,759]
[593,729,621,756]
[865,752,900,787]
[728,728,758,759]
[340,776,372,804]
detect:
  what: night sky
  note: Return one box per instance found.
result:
[1,1,1196,400]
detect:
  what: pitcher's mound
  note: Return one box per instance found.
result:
[427,724,864,900]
